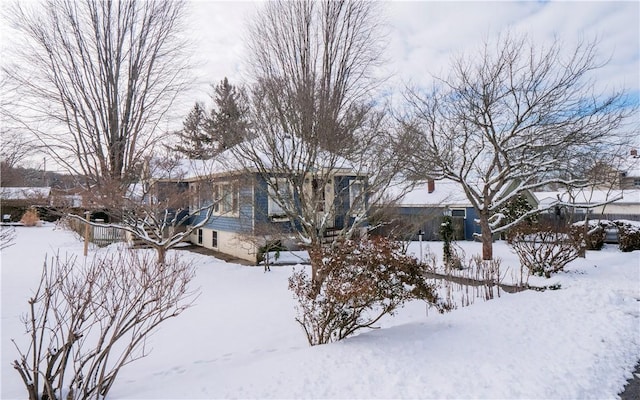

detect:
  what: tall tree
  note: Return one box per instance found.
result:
[209,77,249,152]
[173,102,216,159]
[404,34,634,260]
[235,0,411,284]
[4,0,190,192]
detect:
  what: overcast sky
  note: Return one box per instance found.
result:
[1,0,638,160]
[182,1,639,111]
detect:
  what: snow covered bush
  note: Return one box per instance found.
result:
[614,220,640,252]
[508,222,582,278]
[11,250,198,400]
[289,237,447,346]
[20,208,41,227]
[440,215,462,269]
[570,220,612,251]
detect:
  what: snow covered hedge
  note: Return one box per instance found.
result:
[614,220,640,252]
[570,220,613,251]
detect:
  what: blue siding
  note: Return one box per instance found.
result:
[464,207,481,240]
[253,174,299,235]
[389,206,481,241]
[192,180,253,234]
[254,175,270,224]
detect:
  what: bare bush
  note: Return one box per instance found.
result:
[288,237,447,346]
[0,226,17,250]
[20,208,40,227]
[509,222,582,278]
[11,250,198,400]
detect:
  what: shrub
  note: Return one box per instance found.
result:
[257,239,286,270]
[20,208,41,227]
[614,220,640,252]
[508,221,582,278]
[289,237,448,346]
[12,251,198,400]
[570,219,612,251]
[440,215,460,269]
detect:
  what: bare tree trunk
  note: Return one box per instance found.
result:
[479,213,493,260]
[307,243,324,291]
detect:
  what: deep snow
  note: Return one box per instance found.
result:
[1,224,639,399]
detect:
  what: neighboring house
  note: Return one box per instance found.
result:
[153,144,367,264]
[49,187,84,208]
[0,187,52,221]
[533,188,640,221]
[618,149,640,190]
[376,179,481,241]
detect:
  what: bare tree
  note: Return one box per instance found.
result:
[4,0,191,192]
[11,250,198,400]
[0,76,35,172]
[66,156,219,264]
[404,34,635,260]
[237,0,411,284]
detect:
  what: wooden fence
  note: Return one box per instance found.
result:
[66,218,126,247]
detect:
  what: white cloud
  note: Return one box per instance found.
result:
[2,0,637,125]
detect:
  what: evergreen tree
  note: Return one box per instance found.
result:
[208,77,249,152]
[173,102,215,159]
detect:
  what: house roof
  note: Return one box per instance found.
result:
[386,179,471,208]
[152,136,359,181]
[533,188,640,208]
[0,187,51,200]
[619,152,640,178]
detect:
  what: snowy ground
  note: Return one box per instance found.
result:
[1,224,639,399]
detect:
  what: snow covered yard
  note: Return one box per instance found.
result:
[1,224,639,399]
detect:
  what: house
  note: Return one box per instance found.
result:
[0,187,52,221]
[154,141,367,264]
[533,188,640,221]
[618,149,640,189]
[375,179,481,241]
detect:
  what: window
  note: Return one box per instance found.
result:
[212,231,218,248]
[191,181,213,211]
[268,178,292,218]
[213,182,239,216]
[197,229,203,244]
[634,178,640,186]
[349,179,365,216]
[451,209,466,218]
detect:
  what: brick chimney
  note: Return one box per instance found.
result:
[427,179,435,193]
[631,149,638,157]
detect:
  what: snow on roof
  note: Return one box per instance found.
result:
[533,188,640,207]
[386,179,471,207]
[149,158,219,181]
[152,136,359,181]
[0,187,51,200]
[223,135,356,172]
[619,152,640,178]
